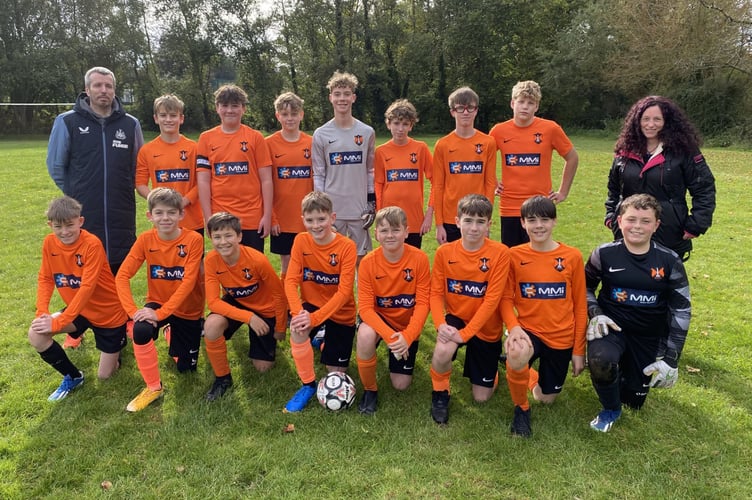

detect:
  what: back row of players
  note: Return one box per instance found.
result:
[37,68,713,435]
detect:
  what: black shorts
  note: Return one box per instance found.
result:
[524,330,573,395]
[132,303,203,361]
[217,295,277,362]
[303,302,355,368]
[371,315,420,375]
[443,223,461,243]
[270,232,297,255]
[69,314,127,354]
[501,216,529,248]
[588,329,659,395]
[405,233,423,249]
[241,229,265,253]
[445,314,501,388]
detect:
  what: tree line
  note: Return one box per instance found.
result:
[1,0,751,143]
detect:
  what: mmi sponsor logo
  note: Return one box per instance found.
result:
[505,153,541,167]
[156,169,191,183]
[330,151,363,165]
[277,166,311,179]
[611,287,659,306]
[386,169,419,182]
[150,265,185,281]
[447,279,487,298]
[519,282,566,299]
[377,294,416,309]
[215,162,249,176]
[54,273,81,289]
[449,162,483,174]
[225,283,260,298]
[302,267,340,285]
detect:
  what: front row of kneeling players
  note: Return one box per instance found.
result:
[30,189,689,435]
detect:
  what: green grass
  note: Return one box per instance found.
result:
[1,136,751,498]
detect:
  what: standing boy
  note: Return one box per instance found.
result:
[432,87,497,245]
[283,191,358,412]
[585,194,691,432]
[501,196,587,438]
[428,194,510,424]
[29,196,128,400]
[490,80,579,247]
[202,212,288,401]
[197,84,273,252]
[374,99,434,249]
[266,91,313,279]
[136,94,203,235]
[116,188,205,412]
[356,206,431,414]
[311,71,376,263]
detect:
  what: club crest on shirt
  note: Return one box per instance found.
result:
[554,257,565,272]
[403,268,414,282]
[180,150,188,161]
[354,135,364,146]
[475,143,483,154]
[303,148,311,159]
[75,254,84,267]
[651,267,664,280]
[176,244,187,258]
[329,253,338,266]
[534,132,542,144]
[243,268,253,280]
[479,257,489,272]
[240,141,248,152]
[410,152,418,164]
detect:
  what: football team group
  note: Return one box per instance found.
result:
[33,66,715,436]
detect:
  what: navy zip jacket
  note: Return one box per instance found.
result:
[47,93,143,269]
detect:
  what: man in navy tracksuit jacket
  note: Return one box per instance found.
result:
[47,66,144,273]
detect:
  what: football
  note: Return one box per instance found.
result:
[316,371,356,411]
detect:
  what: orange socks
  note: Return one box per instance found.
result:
[430,366,451,393]
[506,363,530,410]
[357,354,378,391]
[133,339,161,391]
[528,367,540,391]
[291,340,316,385]
[205,336,230,377]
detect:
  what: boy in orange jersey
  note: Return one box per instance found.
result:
[428,194,509,425]
[374,99,434,249]
[266,91,313,278]
[356,206,431,415]
[202,212,288,401]
[136,94,203,235]
[283,191,358,412]
[29,196,128,401]
[432,87,497,244]
[490,80,579,247]
[501,195,587,438]
[116,188,204,412]
[196,84,273,252]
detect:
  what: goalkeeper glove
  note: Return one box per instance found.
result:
[586,315,621,341]
[643,359,678,388]
[361,200,376,229]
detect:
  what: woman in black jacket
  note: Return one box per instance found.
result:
[605,96,716,261]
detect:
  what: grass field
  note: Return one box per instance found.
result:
[0,135,751,499]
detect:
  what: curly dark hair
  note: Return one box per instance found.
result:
[614,96,702,155]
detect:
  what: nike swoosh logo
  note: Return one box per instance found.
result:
[215,270,226,274]
[148,249,159,252]
[449,149,458,153]
[153,154,164,158]
[402,365,413,370]
[503,139,513,143]
[338,357,349,363]
[211,146,221,151]
[448,260,458,264]
[189,349,199,354]
[554,385,563,390]
[375,275,386,280]
[520,261,532,266]
[328,140,337,144]
[385,157,393,162]
[482,377,494,383]
[51,253,60,256]
[608,267,626,272]
[275,154,285,158]
[303,252,313,256]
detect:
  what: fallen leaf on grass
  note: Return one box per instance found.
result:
[283,423,295,433]
[686,365,701,373]
[101,480,113,490]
